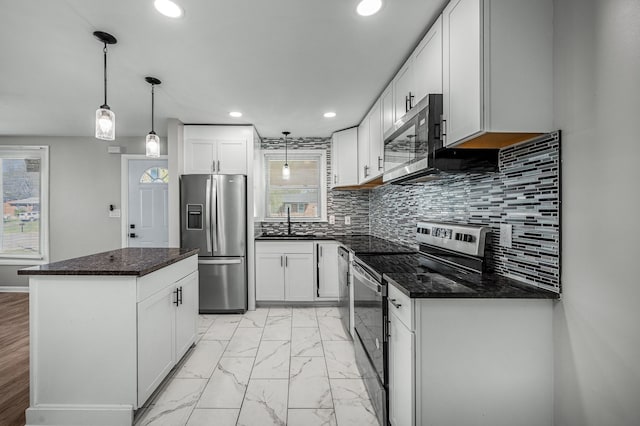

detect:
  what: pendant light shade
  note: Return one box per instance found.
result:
[93,31,117,140]
[145,77,162,157]
[282,131,291,180]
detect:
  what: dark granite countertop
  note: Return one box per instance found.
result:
[18,248,199,277]
[333,234,417,255]
[385,271,559,299]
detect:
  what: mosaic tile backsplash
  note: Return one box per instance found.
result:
[370,132,561,292]
[259,136,370,236]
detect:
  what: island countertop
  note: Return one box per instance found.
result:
[18,247,199,277]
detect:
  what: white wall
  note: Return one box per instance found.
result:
[553,0,640,424]
[0,135,164,286]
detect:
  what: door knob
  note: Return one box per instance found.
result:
[129,233,137,238]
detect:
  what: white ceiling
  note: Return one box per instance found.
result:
[0,0,445,138]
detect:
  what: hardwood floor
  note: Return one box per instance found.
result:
[0,292,29,426]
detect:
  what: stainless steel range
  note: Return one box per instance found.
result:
[352,222,491,426]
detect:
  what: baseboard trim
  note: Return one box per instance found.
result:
[0,286,29,293]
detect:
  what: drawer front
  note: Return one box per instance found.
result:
[255,241,313,254]
[388,283,413,331]
[137,255,198,302]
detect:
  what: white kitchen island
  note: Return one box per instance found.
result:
[19,248,199,426]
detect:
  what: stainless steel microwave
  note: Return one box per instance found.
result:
[382,94,443,184]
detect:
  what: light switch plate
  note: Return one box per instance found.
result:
[109,209,121,218]
[499,224,512,248]
[345,216,351,225]
[329,215,335,225]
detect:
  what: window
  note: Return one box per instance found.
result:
[263,150,327,221]
[0,146,49,262]
[139,167,169,183]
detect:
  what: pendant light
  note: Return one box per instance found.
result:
[282,131,291,180]
[145,77,162,158]
[93,31,117,140]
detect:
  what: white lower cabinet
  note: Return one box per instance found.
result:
[255,241,315,302]
[316,241,339,299]
[388,286,415,426]
[25,255,198,426]
[137,270,198,406]
[386,283,554,426]
[255,252,286,300]
[137,284,176,406]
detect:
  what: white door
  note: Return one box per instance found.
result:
[175,271,198,360]
[128,159,169,247]
[255,253,285,301]
[389,309,415,426]
[284,253,315,301]
[317,242,340,299]
[216,139,247,174]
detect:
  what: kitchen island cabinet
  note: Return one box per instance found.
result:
[18,247,199,426]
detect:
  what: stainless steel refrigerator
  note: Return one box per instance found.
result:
[180,174,247,313]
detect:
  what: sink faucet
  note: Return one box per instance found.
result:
[287,207,292,235]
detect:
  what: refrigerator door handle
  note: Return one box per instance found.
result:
[198,259,243,265]
[205,177,212,253]
[211,176,218,253]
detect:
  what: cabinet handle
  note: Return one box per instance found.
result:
[364,165,369,178]
[319,246,323,257]
[217,160,221,172]
[334,174,338,184]
[173,288,179,306]
[377,156,383,171]
[178,286,183,305]
[280,256,283,267]
[211,161,216,173]
[408,91,414,110]
[405,95,409,113]
[389,298,402,309]
[285,256,288,267]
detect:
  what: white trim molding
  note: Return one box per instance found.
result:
[0,285,29,293]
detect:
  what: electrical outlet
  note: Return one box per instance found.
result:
[345,216,351,225]
[329,215,335,225]
[499,224,512,248]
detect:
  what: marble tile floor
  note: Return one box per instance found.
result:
[134,307,380,426]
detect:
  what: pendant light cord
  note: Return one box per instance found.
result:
[151,84,155,132]
[285,134,288,164]
[103,44,108,107]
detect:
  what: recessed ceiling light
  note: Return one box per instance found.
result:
[154,0,183,18]
[229,111,243,118]
[357,0,382,16]
[324,112,337,118]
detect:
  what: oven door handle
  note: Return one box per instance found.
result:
[352,263,381,294]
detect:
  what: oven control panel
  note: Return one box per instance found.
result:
[416,221,490,257]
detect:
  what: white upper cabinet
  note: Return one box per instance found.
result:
[442,0,553,147]
[381,83,395,136]
[368,101,384,180]
[183,126,248,175]
[331,127,358,188]
[413,16,443,104]
[393,16,443,124]
[393,61,414,122]
[357,98,383,184]
[357,117,370,184]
